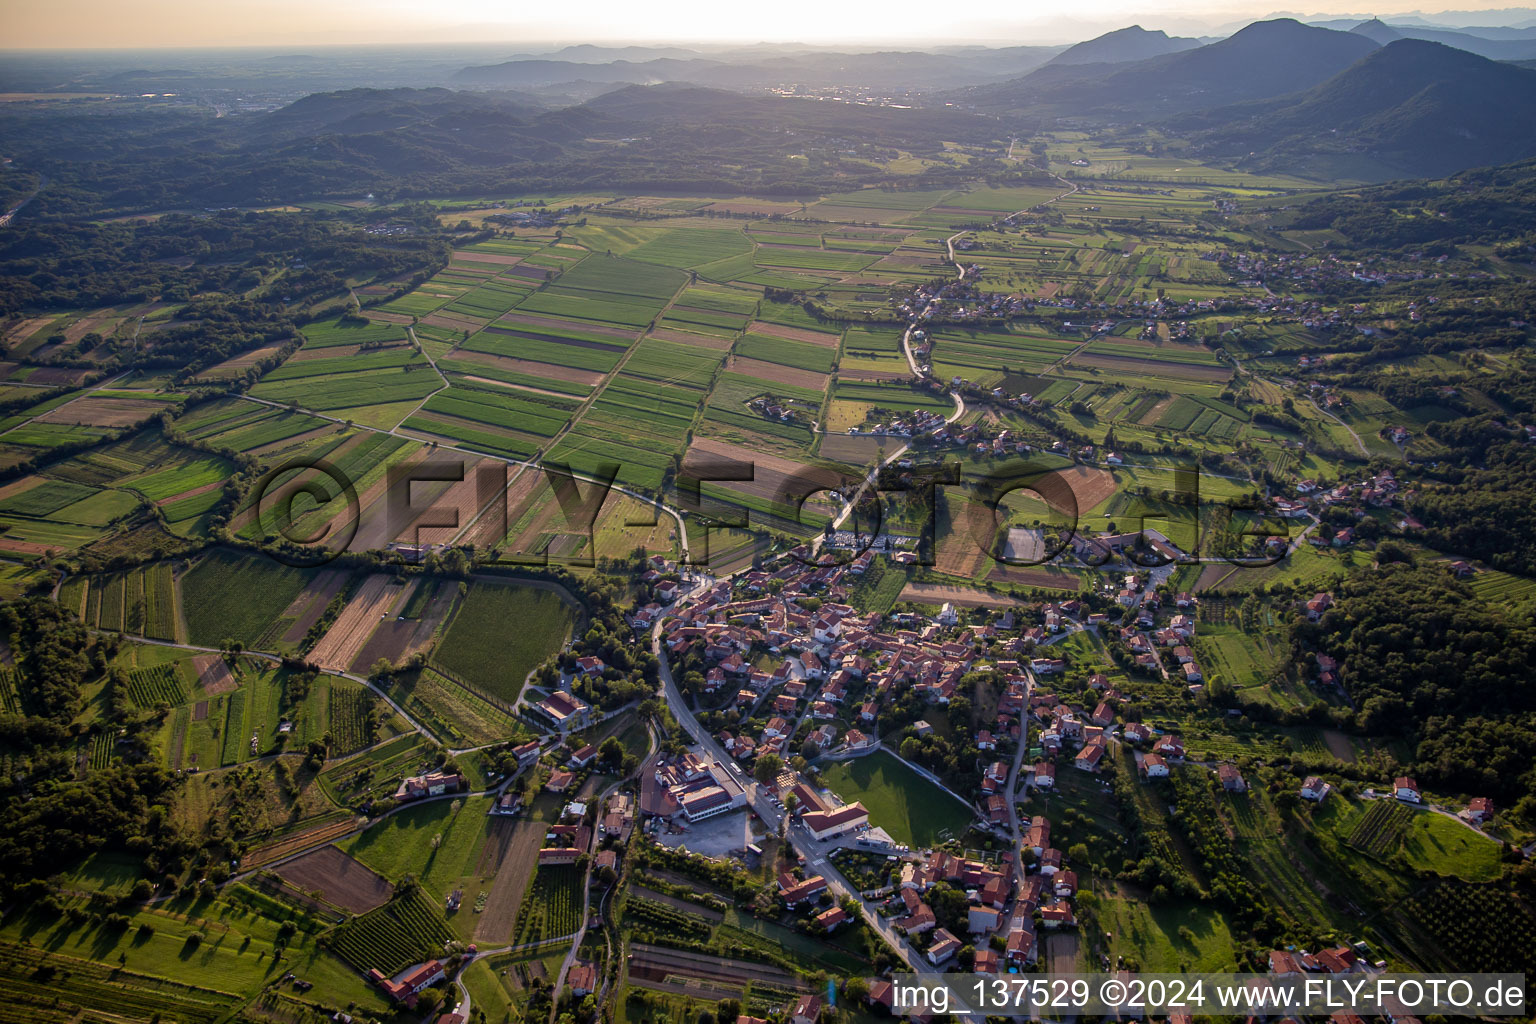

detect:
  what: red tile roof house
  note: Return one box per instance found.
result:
[926,928,963,964]
[1074,740,1105,773]
[395,770,464,801]
[778,873,828,907]
[1005,923,1038,965]
[1217,764,1246,792]
[815,905,848,931]
[567,961,598,996]
[791,994,823,1024]
[370,959,446,1005]
[801,801,869,840]
[1461,797,1495,824]
[1394,776,1421,803]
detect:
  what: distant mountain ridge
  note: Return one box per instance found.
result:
[963,18,1380,117]
[1184,38,1536,179]
[453,47,1063,94]
[1045,25,1203,66]
[1348,17,1536,59]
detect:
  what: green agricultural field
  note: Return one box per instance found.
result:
[818,750,973,848]
[1099,894,1240,971]
[430,580,578,702]
[339,795,499,935]
[1400,810,1504,881]
[179,550,314,647]
[624,228,754,268]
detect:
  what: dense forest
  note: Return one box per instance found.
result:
[0,207,450,315]
[1291,565,1536,812]
[0,86,1031,217]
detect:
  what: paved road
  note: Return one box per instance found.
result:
[650,612,945,979]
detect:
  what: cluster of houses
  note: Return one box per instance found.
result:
[881,821,1081,970]
[536,799,592,867]
[1274,468,1403,547]
[660,551,1055,771]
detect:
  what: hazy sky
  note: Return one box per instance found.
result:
[6,0,1534,48]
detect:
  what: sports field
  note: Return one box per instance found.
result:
[819,749,974,848]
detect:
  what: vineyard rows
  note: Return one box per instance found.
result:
[89,731,115,770]
[125,664,188,707]
[514,865,584,945]
[1347,799,1412,857]
[328,684,375,754]
[0,668,20,714]
[626,897,712,939]
[329,887,455,975]
[1405,882,1536,973]
[221,687,248,764]
[143,562,178,640]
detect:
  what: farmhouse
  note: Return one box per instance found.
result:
[1462,797,1495,824]
[395,770,464,802]
[1217,765,1246,792]
[1300,777,1330,801]
[567,962,598,996]
[1394,777,1421,803]
[371,960,446,1005]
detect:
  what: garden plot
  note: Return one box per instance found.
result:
[275,846,393,914]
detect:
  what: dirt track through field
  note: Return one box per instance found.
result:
[243,818,356,869]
